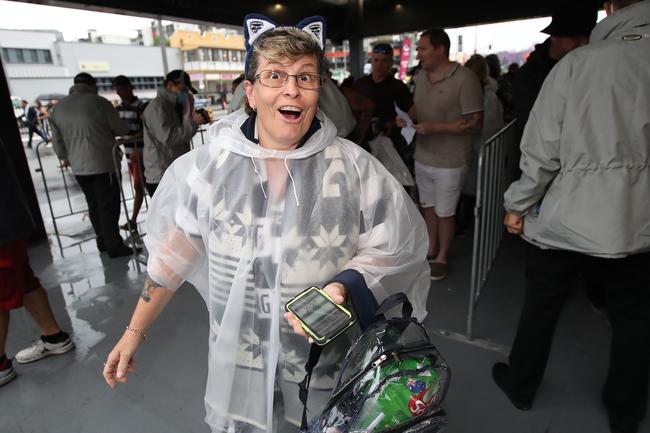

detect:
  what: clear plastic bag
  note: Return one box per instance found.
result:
[368,136,414,186]
[310,317,450,433]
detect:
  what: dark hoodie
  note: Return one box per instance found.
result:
[513,38,558,135]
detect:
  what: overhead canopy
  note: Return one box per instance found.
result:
[16,0,604,39]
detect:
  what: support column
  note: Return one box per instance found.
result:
[157,18,169,75]
[348,37,365,79]
[347,0,366,79]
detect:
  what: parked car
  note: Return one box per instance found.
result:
[11,96,24,119]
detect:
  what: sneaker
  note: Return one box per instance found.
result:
[0,358,17,386]
[492,363,532,411]
[430,262,448,281]
[15,337,75,364]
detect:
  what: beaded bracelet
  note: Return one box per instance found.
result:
[125,325,147,341]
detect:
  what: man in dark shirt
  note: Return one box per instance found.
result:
[20,100,47,149]
[353,43,413,165]
[113,75,146,234]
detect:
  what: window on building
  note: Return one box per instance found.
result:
[96,76,164,92]
[184,50,201,62]
[1,48,53,64]
[22,49,37,63]
[38,50,52,63]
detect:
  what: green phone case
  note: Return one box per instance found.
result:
[285,286,356,345]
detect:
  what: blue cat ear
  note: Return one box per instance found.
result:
[296,16,327,50]
[243,14,277,51]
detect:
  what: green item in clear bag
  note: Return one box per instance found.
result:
[354,356,441,431]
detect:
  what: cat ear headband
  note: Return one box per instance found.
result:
[243,13,327,76]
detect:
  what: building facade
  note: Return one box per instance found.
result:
[1,28,182,103]
[168,29,244,98]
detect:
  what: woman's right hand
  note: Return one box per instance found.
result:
[103,331,143,389]
[395,115,407,128]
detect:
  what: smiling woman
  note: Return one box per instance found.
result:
[103,13,431,433]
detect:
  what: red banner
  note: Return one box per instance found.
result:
[399,38,411,81]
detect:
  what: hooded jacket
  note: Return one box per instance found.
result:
[504,0,650,257]
[142,86,199,184]
[50,84,128,175]
[144,110,430,432]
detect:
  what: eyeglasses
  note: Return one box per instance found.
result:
[255,70,323,90]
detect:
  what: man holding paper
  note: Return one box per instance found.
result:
[396,28,483,280]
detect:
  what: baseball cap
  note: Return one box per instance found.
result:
[165,69,197,94]
[541,3,598,38]
[372,43,393,56]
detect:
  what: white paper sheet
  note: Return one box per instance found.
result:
[394,102,416,144]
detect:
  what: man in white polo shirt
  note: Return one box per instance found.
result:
[398,28,483,280]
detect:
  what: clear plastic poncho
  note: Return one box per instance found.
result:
[144,110,430,433]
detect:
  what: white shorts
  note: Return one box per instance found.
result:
[415,161,467,217]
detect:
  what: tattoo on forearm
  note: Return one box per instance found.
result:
[141,276,162,302]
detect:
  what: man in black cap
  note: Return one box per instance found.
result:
[495,1,650,432]
[142,69,207,196]
[513,2,598,135]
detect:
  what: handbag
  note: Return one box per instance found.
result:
[301,293,450,433]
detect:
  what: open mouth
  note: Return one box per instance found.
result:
[278,106,303,122]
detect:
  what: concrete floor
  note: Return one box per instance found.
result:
[1,137,648,433]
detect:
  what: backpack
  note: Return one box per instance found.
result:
[300,293,450,433]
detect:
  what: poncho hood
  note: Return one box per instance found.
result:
[590,0,650,42]
[210,109,338,160]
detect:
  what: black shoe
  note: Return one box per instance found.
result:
[492,362,532,411]
[108,244,141,258]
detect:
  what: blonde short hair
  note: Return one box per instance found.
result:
[245,27,327,82]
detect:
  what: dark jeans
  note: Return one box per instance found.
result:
[507,244,650,428]
[75,173,123,252]
[145,182,158,198]
[27,125,47,148]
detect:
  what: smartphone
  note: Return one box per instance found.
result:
[285,287,355,345]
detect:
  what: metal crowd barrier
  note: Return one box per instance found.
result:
[112,144,149,270]
[34,140,143,266]
[190,126,208,149]
[466,120,519,340]
[36,127,208,261]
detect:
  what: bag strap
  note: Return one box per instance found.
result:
[297,292,412,430]
[374,292,413,320]
[299,343,322,431]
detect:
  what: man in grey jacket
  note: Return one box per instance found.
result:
[50,73,135,258]
[493,2,650,432]
[142,70,206,196]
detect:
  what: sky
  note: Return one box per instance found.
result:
[0,1,157,40]
[0,1,606,52]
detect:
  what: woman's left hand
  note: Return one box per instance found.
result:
[284,283,346,343]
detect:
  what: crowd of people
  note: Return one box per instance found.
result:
[2,1,649,433]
